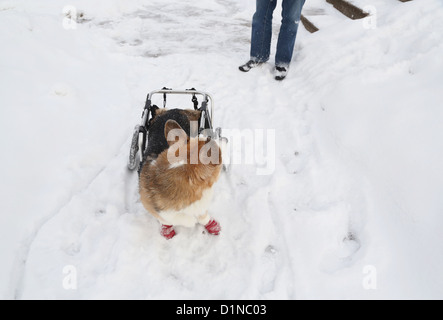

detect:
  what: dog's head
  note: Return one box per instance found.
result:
[164,119,221,165]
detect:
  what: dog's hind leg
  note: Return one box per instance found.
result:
[198,213,221,236]
[197,212,211,226]
[161,224,176,240]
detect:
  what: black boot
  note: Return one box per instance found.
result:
[274,66,288,81]
[239,60,262,72]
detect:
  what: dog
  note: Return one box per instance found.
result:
[139,107,223,239]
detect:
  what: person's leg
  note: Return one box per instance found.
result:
[250,0,278,63]
[275,0,305,67]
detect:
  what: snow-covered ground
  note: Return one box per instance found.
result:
[1,0,443,299]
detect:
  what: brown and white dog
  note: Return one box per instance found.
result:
[139,108,223,239]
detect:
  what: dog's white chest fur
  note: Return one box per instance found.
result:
[158,188,214,227]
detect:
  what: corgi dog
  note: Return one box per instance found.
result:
[139,107,223,239]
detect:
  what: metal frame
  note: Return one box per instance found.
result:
[142,88,214,129]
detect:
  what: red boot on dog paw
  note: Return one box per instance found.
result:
[161,225,176,240]
[205,219,221,235]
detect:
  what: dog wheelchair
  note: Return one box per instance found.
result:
[127,87,227,171]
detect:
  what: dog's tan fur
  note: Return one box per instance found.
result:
[139,110,222,226]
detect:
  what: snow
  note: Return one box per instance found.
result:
[1,0,443,299]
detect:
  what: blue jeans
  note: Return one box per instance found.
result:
[250,0,305,67]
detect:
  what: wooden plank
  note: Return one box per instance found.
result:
[326,0,369,20]
[301,14,319,33]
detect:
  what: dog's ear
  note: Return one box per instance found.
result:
[151,105,160,118]
[148,105,160,128]
[164,119,187,146]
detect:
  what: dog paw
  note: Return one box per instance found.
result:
[205,219,221,236]
[161,225,176,240]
